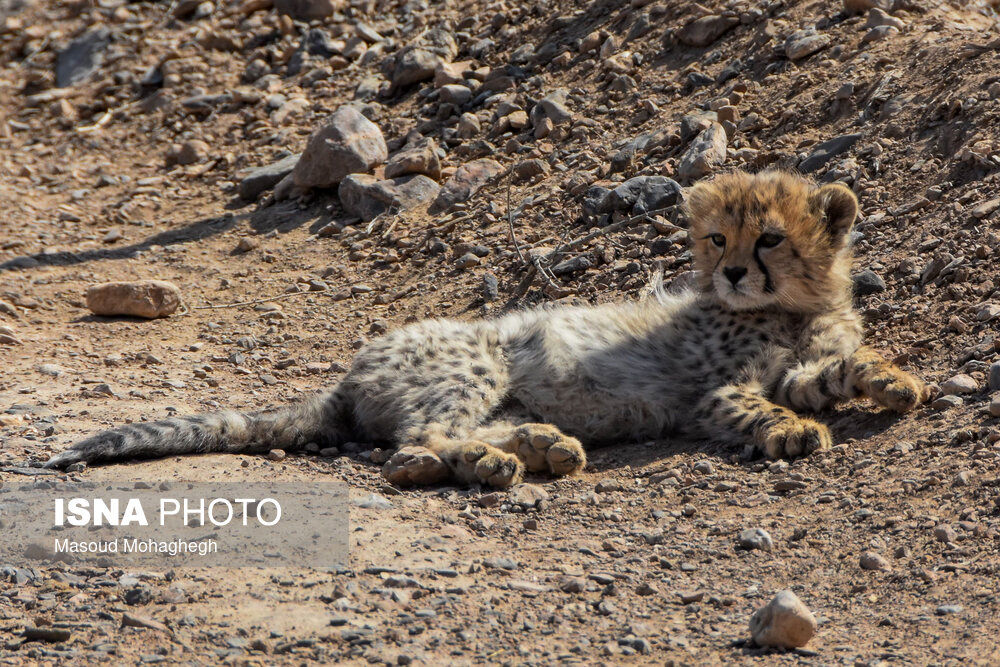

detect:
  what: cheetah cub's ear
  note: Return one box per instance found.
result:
[810,183,858,244]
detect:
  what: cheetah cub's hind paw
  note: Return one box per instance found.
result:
[761,418,831,459]
[508,424,587,476]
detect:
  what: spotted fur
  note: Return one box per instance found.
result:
[44,171,928,487]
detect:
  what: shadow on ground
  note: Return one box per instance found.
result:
[0,199,337,274]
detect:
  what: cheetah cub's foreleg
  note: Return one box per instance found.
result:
[697,383,832,459]
[849,346,929,412]
[777,346,929,413]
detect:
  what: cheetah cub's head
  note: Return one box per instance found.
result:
[684,171,858,313]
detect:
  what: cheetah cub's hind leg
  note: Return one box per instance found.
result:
[697,383,832,459]
[473,422,587,477]
[417,425,525,488]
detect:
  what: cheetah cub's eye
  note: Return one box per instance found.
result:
[756,233,784,248]
[708,233,726,247]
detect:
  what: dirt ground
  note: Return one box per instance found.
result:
[2,0,1000,664]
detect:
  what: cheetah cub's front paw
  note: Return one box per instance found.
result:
[510,424,587,476]
[761,418,831,459]
[454,442,524,488]
[865,367,929,413]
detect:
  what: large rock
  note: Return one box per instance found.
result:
[678,123,728,181]
[391,47,442,90]
[382,446,450,486]
[86,281,182,319]
[56,26,111,87]
[385,138,441,180]
[799,133,862,173]
[429,158,503,214]
[389,27,458,91]
[680,110,718,143]
[291,107,387,190]
[339,174,440,221]
[749,590,817,649]
[238,153,300,200]
[784,28,831,61]
[536,89,573,125]
[273,0,338,20]
[438,84,473,106]
[605,176,682,216]
[676,15,739,47]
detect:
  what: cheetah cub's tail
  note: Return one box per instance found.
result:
[42,386,351,469]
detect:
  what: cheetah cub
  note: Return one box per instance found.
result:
[45,171,928,487]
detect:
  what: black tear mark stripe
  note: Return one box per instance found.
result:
[753,246,774,293]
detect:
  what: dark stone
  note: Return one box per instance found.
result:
[581,186,612,220]
[551,255,593,276]
[852,270,886,296]
[685,71,714,90]
[482,273,499,301]
[339,174,440,222]
[800,133,863,173]
[303,28,339,57]
[680,110,718,143]
[607,176,682,215]
[238,154,300,200]
[56,26,111,87]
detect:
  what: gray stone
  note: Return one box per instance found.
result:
[274,0,337,20]
[866,8,905,29]
[784,28,831,61]
[861,25,898,44]
[680,111,718,144]
[537,90,573,124]
[988,362,1000,391]
[859,551,890,571]
[678,123,728,181]
[933,524,958,543]
[292,107,387,190]
[482,273,499,301]
[931,395,963,410]
[606,176,682,216]
[509,483,549,508]
[391,47,442,90]
[738,528,773,552]
[581,186,613,220]
[56,26,111,87]
[385,138,441,180]
[799,133,862,173]
[238,154,300,200]
[339,174,440,222]
[429,158,503,214]
[676,15,739,47]
[749,590,817,649]
[936,604,962,615]
[352,493,393,510]
[551,255,593,276]
[852,270,886,296]
[438,84,472,105]
[941,374,977,395]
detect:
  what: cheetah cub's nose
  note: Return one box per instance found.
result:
[723,266,747,286]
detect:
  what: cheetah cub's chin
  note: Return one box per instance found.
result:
[43,171,928,489]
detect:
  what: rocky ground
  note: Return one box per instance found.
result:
[3,0,1000,663]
